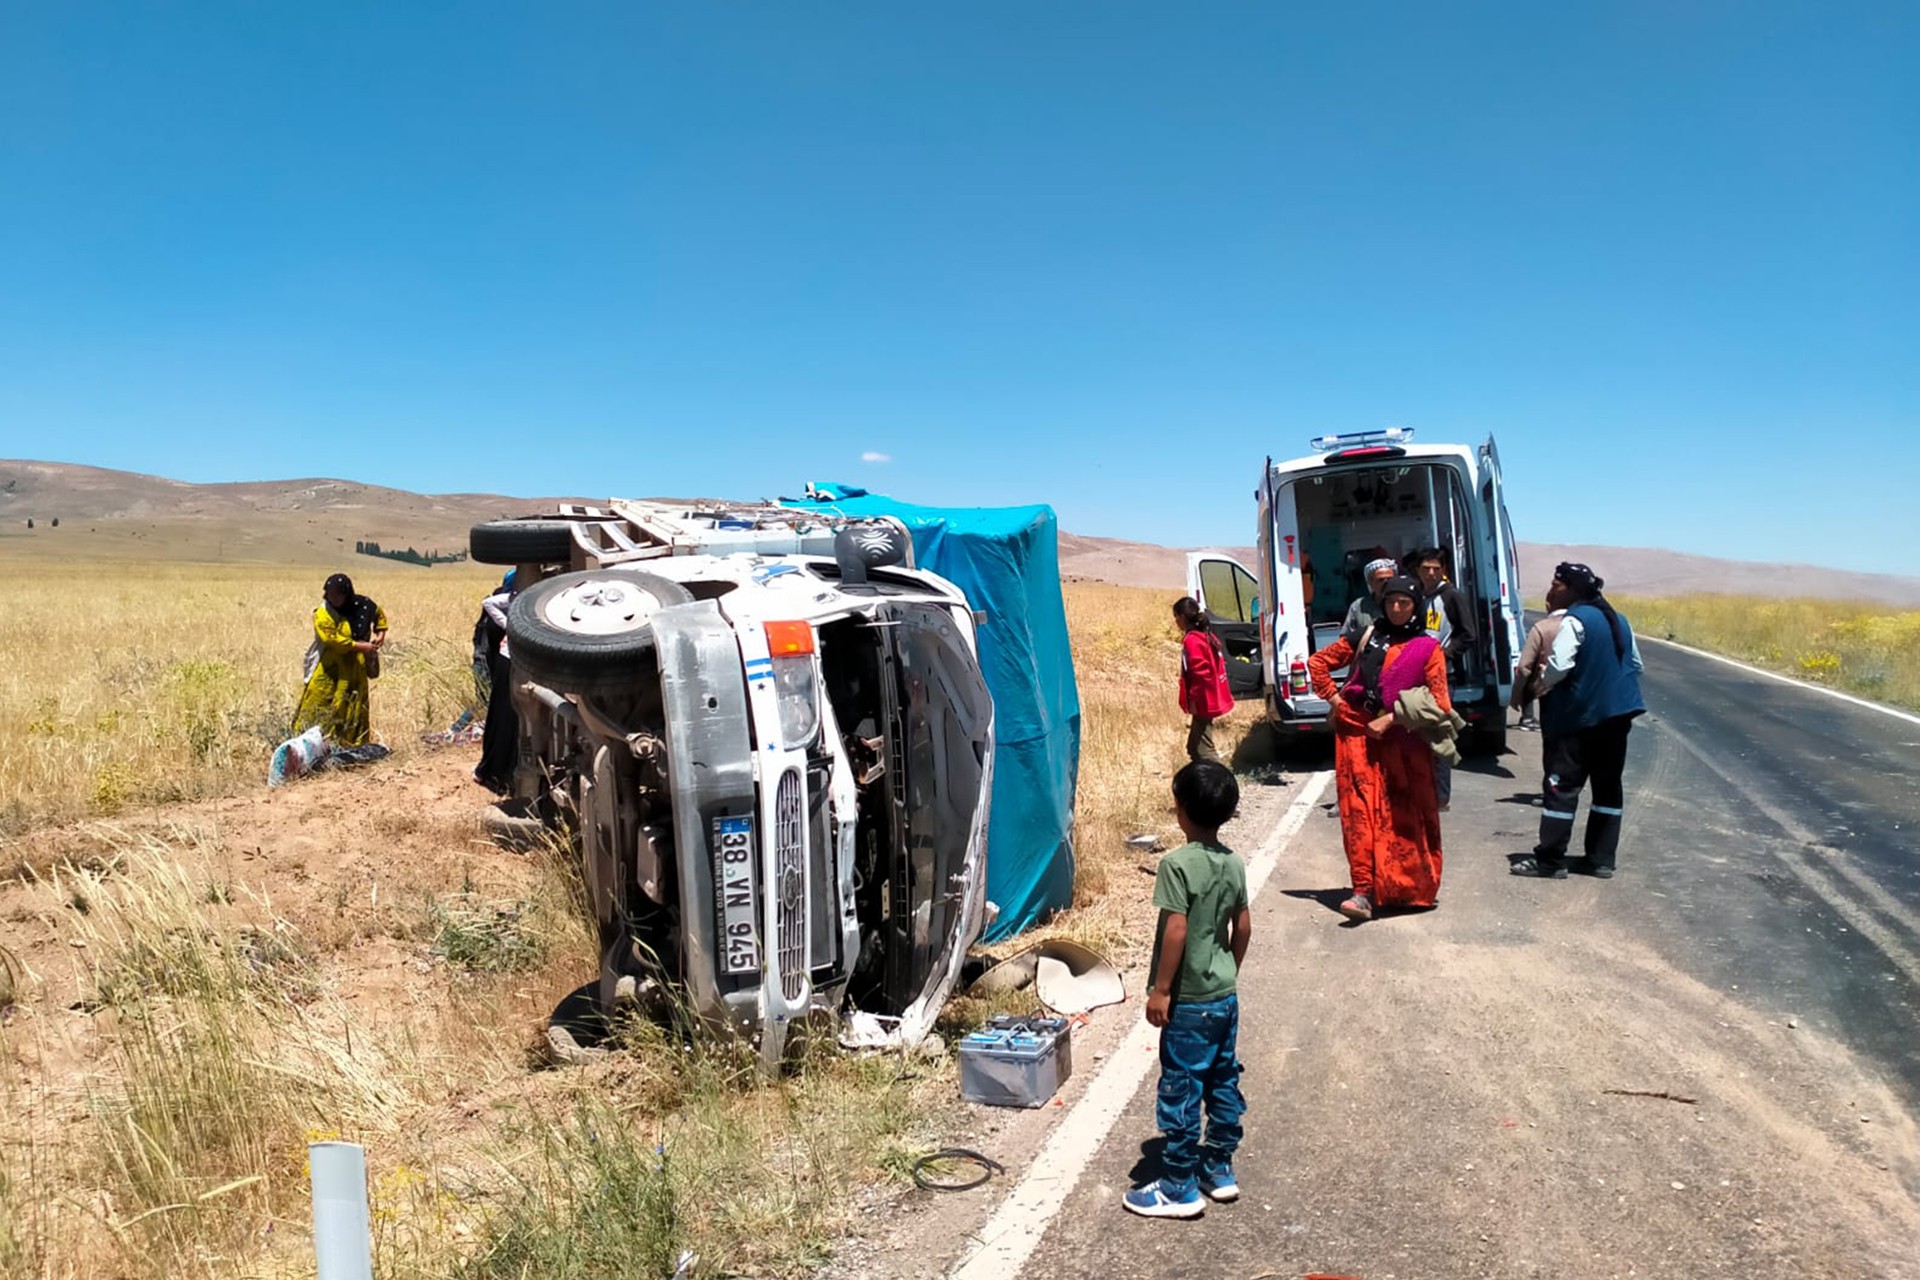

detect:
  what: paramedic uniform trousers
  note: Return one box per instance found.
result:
[1535,715,1634,871]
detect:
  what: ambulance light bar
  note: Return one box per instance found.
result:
[1308,427,1414,453]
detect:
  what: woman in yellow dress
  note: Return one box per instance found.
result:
[292,573,388,746]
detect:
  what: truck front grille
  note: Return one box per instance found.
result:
[775,768,806,1002]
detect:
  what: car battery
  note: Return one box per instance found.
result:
[959,1016,1073,1108]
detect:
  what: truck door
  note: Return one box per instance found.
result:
[1184,552,1264,696]
[871,602,993,1028]
[1477,434,1523,702]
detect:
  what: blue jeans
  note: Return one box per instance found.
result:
[1155,994,1245,1190]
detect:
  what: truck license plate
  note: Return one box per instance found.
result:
[712,815,759,975]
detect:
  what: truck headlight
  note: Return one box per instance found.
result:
[763,621,820,747]
[771,656,819,746]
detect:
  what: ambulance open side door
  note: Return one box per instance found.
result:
[1184,551,1264,697]
[1477,433,1523,703]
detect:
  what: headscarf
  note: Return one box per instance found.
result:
[322,574,355,624]
[1346,575,1429,708]
[323,572,379,641]
[1553,562,1603,598]
[1554,561,1630,658]
[1375,575,1427,642]
[1363,557,1398,583]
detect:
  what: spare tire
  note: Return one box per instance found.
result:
[507,569,696,693]
[470,518,579,566]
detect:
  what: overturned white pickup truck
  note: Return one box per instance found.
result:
[470,501,994,1065]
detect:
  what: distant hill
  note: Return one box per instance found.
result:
[0,460,585,567]
[1514,543,1920,605]
[6,460,1919,604]
[1057,532,1920,606]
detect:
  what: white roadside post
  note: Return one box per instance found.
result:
[309,1141,374,1280]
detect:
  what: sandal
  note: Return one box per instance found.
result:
[1509,856,1567,879]
[1337,893,1373,921]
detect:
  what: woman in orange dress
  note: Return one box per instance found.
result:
[1307,576,1449,922]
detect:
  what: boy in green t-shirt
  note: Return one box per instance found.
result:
[1123,760,1250,1219]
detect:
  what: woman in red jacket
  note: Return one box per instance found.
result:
[1173,597,1235,762]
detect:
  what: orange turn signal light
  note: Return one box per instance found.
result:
[764,620,816,656]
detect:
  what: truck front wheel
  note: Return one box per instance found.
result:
[506,569,696,694]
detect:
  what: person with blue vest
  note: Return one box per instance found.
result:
[1510,563,1645,879]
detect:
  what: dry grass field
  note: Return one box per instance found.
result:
[0,560,504,840]
[1616,593,1920,713]
[0,564,1249,1279]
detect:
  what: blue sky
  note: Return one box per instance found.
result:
[1,2,1914,574]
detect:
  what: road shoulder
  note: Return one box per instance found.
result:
[817,773,1318,1280]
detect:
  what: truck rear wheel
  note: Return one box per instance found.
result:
[470,518,579,566]
[507,569,695,694]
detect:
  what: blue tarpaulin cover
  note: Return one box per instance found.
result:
[790,483,1081,940]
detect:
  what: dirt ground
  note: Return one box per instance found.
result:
[0,745,596,1276]
[1,744,561,1050]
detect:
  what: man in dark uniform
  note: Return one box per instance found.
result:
[1510,563,1646,879]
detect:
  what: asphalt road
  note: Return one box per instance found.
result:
[1005,640,1920,1280]
[1621,638,1920,1107]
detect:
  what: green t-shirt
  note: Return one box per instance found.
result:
[1149,840,1248,1004]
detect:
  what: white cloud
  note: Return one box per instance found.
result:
[860,451,892,463]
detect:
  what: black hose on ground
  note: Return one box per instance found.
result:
[911,1147,1005,1192]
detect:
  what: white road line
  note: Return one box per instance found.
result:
[1639,634,1920,728]
[1655,717,1920,988]
[948,770,1334,1280]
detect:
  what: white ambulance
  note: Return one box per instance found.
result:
[1187,428,1524,753]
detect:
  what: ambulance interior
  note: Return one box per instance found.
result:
[1294,461,1486,681]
